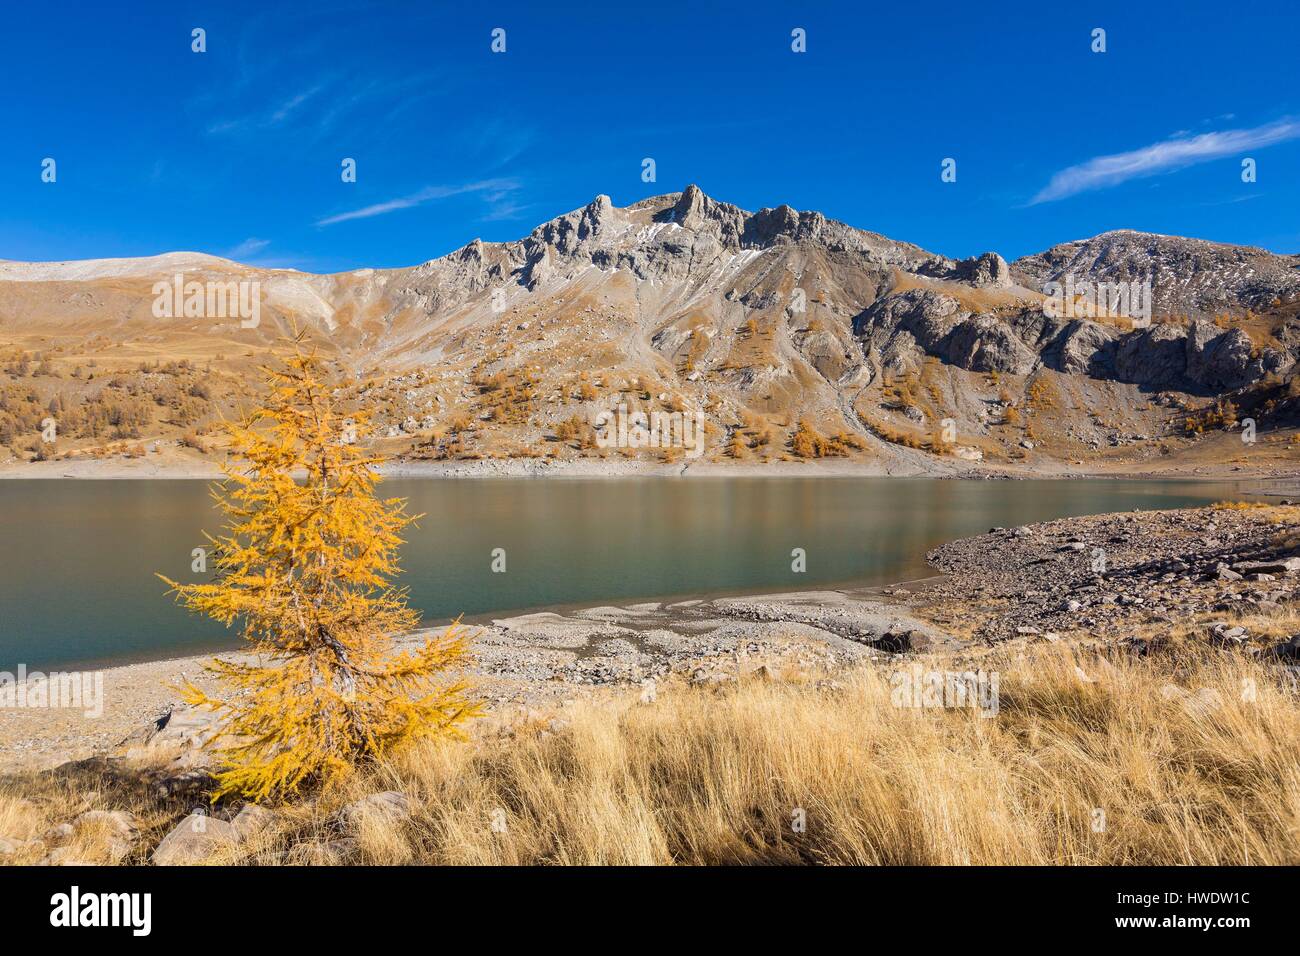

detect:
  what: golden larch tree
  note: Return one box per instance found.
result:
[726,428,749,459]
[161,346,481,801]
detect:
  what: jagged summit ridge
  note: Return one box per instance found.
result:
[8,186,1296,320]
[397,184,956,302]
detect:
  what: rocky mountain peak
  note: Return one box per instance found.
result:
[658,185,749,249]
[587,193,615,220]
[669,183,708,226]
[953,252,1012,288]
[457,238,485,262]
[1013,229,1300,316]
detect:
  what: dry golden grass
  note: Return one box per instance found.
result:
[5,644,1299,866]
[887,269,1037,313]
[263,646,1300,865]
[1139,604,1300,648]
[0,755,181,865]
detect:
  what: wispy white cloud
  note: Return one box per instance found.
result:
[316,179,521,226]
[224,237,271,259]
[206,83,329,136]
[476,181,531,222]
[480,200,530,222]
[269,86,324,124]
[1031,118,1300,204]
[1198,192,1264,207]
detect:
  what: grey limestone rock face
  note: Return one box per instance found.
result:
[952,252,1012,288]
[1012,229,1300,316]
[944,314,1038,374]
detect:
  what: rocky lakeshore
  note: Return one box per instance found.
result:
[917,502,1300,657]
[0,586,944,771]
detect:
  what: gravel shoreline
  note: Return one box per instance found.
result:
[0,583,940,771]
[905,504,1300,662]
[5,454,1300,483]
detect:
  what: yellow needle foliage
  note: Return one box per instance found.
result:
[161,347,482,802]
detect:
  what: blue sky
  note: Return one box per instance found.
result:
[2,0,1298,272]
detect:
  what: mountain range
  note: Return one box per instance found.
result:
[1,185,1297,475]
